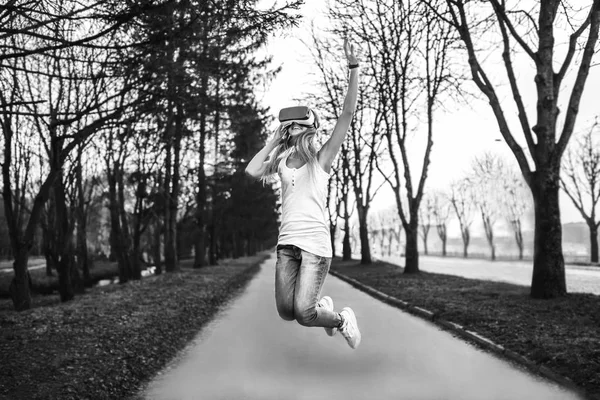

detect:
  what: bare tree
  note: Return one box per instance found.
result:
[500,169,531,261]
[375,206,403,257]
[104,126,133,284]
[74,142,103,283]
[1,48,128,309]
[449,179,475,258]
[433,1,600,297]
[309,29,386,264]
[0,0,159,62]
[339,154,355,261]
[469,153,504,261]
[327,151,351,259]
[419,193,434,255]
[333,0,456,273]
[368,209,388,256]
[308,30,354,261]
[431,190,451,256]
[561,120,600,263]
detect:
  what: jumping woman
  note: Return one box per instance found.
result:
[245,38,361,349]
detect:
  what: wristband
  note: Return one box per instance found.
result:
[349,63,359,69]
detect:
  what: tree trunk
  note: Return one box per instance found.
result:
[76,151,90,283]
[42,220,55,277]
[153,218,162,275]
[5,171,58,310]
[194,224,206,267]
[164,166,179,270]
[209,221,218,265]
[163,130,177,272]
[342,206,352,261]
[77,219,90,282]
[53,171,77,302]
[108,164,131,283]
[132,228,142,280]
[163,134,173,270]
[108,227,118,262]
[462,230,470,258]
[422,230,429,255]
[341,192,352,260]
[378,232,386,256]
[10,249,32,311]
[486,230,495,261]
[357,206,371,264]
[56,256,75,302]
[70,253,85,295]
[437,224,447,256]
[209,75,221,266]
[404,224,419,274]
[483,215,496,261]
[518,243,524,261]
[530,178,566,298]
[131,179,145,281]
[119,166,134,281]
[589,224,598,263]
[512,220,524,260]
[329,224,337,258]
[194,86,208,268]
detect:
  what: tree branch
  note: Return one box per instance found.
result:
[556,0,600,159]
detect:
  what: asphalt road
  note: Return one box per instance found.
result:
[380,255,600,295]
[141,254,584,400]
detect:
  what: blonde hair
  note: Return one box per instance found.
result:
[261,122,321,184]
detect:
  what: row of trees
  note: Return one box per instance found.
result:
[419,154,531,262]
[0,0,301,311]
[310,0,600,298]
[341,123,599,267]
[406,119,598,263]
[309,0,456,274]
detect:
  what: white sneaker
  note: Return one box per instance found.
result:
[318,296,337,337]
[339,307,361,349]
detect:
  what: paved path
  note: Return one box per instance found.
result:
[141,255,584,400]
[380,255,600,295]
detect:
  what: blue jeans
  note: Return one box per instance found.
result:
[275,244,340,328]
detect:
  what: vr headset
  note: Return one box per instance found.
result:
[278,106,319,129]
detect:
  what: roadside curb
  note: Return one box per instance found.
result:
[328,268,598,400]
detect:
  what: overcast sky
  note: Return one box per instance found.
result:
[256,0,599,226]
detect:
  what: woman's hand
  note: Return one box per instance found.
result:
[269,125,286,146]
[344,38,358,65]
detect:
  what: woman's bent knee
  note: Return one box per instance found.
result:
[295,307,318,327]
[277,304,295,321]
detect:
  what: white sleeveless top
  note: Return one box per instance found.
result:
[277,153,333,258]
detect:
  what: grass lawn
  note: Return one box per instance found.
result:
[330,258,600,399]
[0,253,269,400]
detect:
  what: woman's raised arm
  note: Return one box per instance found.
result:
[245,126,284,179]
[318,38,360,173]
